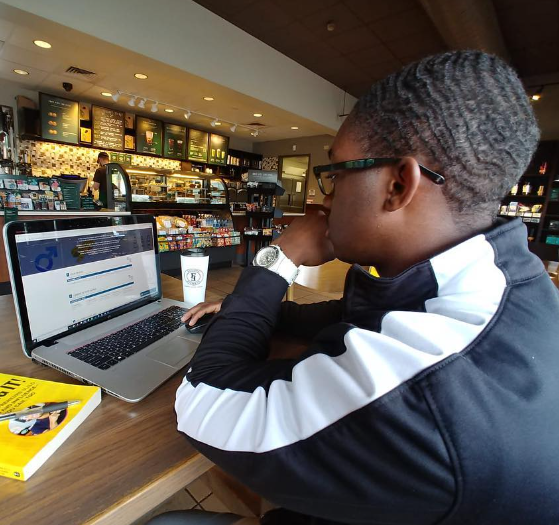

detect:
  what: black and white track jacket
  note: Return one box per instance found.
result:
[175,219,559,525]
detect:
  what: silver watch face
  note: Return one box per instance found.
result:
[255,246,279,268]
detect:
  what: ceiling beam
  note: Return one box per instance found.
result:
[419,0,510,62]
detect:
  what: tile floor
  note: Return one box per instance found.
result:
[134,264,344,524]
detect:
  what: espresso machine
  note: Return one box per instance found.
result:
[0,106,16,174]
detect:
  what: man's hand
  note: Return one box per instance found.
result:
[182,300,222,326]
[274,211,334,267]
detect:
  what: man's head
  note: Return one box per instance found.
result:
[97,152,109,166]
[323,50,540,272]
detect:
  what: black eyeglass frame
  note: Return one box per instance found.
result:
[313,157,445,195]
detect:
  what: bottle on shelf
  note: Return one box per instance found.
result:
[510,184,518,196]
[537,185,545,196]
[522,182,532,196]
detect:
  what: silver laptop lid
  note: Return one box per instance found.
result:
[3,215,161,357]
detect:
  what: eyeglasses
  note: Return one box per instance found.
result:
[313,157,445,196]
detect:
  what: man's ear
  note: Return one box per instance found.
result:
[384,157,422,212]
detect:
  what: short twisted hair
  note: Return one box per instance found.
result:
[347,50,540,218]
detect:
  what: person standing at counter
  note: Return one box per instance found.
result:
[156,51,559,525]
[92,151,110,207]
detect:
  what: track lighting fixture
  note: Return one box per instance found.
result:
[107,89,262,135]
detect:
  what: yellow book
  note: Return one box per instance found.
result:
[0,373,101,481]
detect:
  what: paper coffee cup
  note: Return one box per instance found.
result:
[181,248,209,308]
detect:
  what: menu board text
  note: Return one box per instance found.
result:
[40,93,79,145]
[92,106,125,150]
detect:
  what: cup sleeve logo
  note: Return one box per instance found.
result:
[183,269,204,287]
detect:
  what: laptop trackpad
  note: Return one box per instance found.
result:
[147,337,198,368]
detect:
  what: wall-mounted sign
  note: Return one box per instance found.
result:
[92,106,125,150]
[109,152,132,165]
[187,128,209,162]
[248,170,278,183]
[164,123,187,160]
[208,133,229,165]
[136,116,163,155]
[40,93,79,145]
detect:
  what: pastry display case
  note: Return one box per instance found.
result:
[108,164,239,269]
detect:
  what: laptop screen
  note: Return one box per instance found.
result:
[13,221,159,345]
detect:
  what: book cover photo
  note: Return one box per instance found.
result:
[0,373,101,481]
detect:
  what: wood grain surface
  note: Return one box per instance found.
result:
[0,274,212,525]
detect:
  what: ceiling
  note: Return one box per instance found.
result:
[0,5,335,143]
[1,0,558,141]
[192,0,559,138]
[193,0,558,97]
[194,0,447,98]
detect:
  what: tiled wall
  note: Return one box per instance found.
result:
[262,156,278,171]
[20,140,182,178]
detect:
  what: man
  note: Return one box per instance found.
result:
[92,151,110,207]
[155,51,559,524]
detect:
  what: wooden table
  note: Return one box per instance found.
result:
[285,259,351,301]
[0,274,212,525]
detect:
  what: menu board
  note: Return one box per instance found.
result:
[164,123,187,160]
[40,93,79,144]
[136,116,163,155]
[92,106,125,150]
[209,133,229,165]
[187,128,209,162]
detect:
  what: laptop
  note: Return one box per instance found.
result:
[3,214,201,402]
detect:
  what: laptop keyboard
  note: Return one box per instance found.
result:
[69,306,188,370]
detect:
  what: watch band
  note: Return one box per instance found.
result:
[254,245,299,285]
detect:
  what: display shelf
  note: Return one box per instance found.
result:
[246,211,274,218]
[125,167,227,205]
[243,182,284,265]
[499,140,559,252]
[243,233,273,240]
[107,164,238,266]
[502,194,546,200]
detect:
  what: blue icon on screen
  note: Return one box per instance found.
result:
[34,246,58,272]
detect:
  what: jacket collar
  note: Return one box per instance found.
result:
[341,219,539,330]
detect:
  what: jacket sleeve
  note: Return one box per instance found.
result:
[276,299,343,338]
[175,266,455,524]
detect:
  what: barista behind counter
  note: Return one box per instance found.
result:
[92,151,110,207]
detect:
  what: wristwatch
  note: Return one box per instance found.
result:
[253,245,299,285]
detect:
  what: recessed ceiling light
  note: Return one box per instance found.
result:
[203,96,214,101]
[101,92,112,97]
[134,73,148,80]
[214,121,221,125]
[13,69,29,75]
[164,108,174,113]
[33,40,51,49]
[291,126,299,130]
[253,113,263,117]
